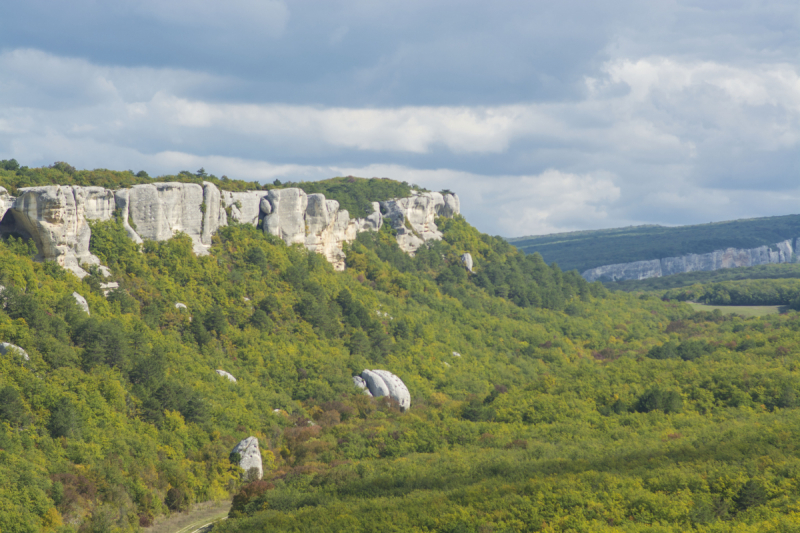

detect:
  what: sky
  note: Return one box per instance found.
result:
[0,1,797,237]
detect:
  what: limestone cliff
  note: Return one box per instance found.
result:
[379,191,461,254]
[0,182,460,276]
[582,239,799,282]
[2,185,115,277]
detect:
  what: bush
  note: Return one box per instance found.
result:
[636,388,683,414]
[48,398,82,439]
[165,487,188,512]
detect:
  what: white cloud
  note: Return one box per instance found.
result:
[0,48,798,236]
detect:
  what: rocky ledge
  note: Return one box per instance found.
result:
[0,183,459,277]
[582,239,799,282]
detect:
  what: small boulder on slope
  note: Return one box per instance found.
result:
[216,369,237,383]
[0,342,29,361]
[72,292,90,315]
[461,253,473,273]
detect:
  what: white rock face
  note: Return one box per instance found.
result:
[122,182,215,255]
[216,369,237,383]
[380,192,461,254]
[222,190,269,226]
[582,239,798,282]
[201,182,226,247]
[232,436,263,480]
[72,292,90,315]
[461,253,473,273]
[10,186,115,278]
[265,188,308,245]
[3,181,458,274]
[0,187,13,221]
[0,342,29,361]
[264,189,385,271]
[360,369,411,411]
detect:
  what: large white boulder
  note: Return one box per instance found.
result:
[359,369,411,411]
[232,436,263,480]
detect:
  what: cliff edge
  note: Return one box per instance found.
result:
[0,182,459,277]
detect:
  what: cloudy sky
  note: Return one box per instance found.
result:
[0,1,797,237]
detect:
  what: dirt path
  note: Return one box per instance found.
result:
[143,500,231,533]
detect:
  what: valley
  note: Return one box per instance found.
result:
[3,165,800,532]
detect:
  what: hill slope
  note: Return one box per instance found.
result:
[508,215,800,273]
[5,166,800,532]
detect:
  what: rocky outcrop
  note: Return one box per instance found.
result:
[264,188,308,245]
[352,375,372,396]
[216,369,237,383]
[221,190,269,226]
[0,342,29,361]
[6,186,115,278]
[262,189,391,270]
[117,182,225,255]
[582,239,799,282]
[72,292,90,315]
[232,437,263,480]
[1,181,459,276]
[358,369,411,411]
[380,191,461,254]
[461,253,473,273]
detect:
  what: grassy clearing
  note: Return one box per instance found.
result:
[687,302,787,316]
[143,501,230,533]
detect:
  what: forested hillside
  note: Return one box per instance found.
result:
[5,166,800,532]
[508,215,800,273]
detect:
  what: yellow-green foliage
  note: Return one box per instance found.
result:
[3,187,800,531]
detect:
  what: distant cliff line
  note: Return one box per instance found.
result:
[582,239,799,282]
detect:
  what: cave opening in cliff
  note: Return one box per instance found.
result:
[0,210,37,254]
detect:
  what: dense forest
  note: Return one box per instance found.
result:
[660,279,800,309]
[508,216,800,273]
[5,164,800,531]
